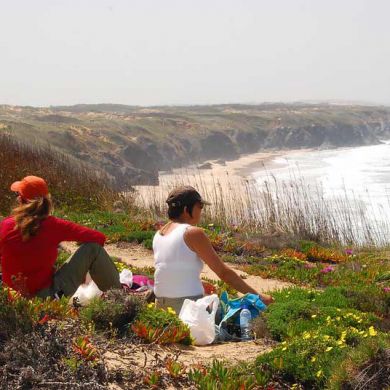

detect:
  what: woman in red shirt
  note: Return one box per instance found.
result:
[0,175,121,298]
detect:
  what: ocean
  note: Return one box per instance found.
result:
[252,141,390,244]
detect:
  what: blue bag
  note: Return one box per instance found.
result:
[215,291,267,341]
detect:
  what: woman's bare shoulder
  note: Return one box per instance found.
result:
[185,226,207,239]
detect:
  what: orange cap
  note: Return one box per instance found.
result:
[10,176,49,200]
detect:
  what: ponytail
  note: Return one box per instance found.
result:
[12,196,53,241]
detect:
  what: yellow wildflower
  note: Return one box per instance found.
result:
[282,347,287,351]
[147,303,155,309]
[325,346,333,352]
[311,356,317,362]
[303,332,311,340]
[166,307,176,315]
[311,314,317,318]
[316,370,323,378]
[368,326,377,337]
[323,335,330,341]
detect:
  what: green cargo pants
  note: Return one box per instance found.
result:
[36,243,121,298]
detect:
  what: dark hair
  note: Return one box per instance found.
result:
[12,196,53,241]
[168,202,196,220]
[166,185,209,220]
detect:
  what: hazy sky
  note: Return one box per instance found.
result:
[1,0,389,106]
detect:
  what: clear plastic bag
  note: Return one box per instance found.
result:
[179,294,219,346]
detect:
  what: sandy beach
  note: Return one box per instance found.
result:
[133,148,312,209]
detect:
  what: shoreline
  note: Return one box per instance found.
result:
[133,147,314,206]
[158,148,314,183]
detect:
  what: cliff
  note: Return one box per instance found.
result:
[1,103,389,188]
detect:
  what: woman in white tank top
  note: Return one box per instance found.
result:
[153,186,273,314]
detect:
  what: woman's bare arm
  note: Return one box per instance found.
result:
[184,227,273,305]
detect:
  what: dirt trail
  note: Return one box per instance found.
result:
[62,241,292,293]
[103,338,276,373]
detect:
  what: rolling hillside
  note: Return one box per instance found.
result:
[1,103,390,188]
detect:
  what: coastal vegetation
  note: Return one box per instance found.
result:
[0,116,389,389]
[1,103,390,187]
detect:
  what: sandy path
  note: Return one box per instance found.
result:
[62,241,292,293]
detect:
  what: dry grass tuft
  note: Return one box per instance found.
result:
[0,133,123,214]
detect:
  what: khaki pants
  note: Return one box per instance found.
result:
[36,243,121,298]
[155,294,204,315]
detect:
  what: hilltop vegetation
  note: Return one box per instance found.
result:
[0,133,121,215]
[1,103,390,187]
[0,121,389,389]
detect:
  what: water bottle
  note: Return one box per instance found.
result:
[240,305,252,341]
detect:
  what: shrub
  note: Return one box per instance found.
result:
[280,248,307,261]
[189,360,272,390]
[80,289,144,335]
[264,288,379,341]
[327,334,390,390]
[0,324,108,388]
[306,246,348,263]
[0,133,120,214]
[132,304,192,345]
[123,230,155,244]
[256,332,348,388]
[0,287,74,344]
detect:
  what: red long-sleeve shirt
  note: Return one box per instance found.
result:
[0,216,106,296]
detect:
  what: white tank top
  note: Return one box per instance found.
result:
[153,223,204,298]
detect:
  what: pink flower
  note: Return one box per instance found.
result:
[304,263,316,269]
[345,249,353,256]
[384,287,390,293]
[320,266,335,274]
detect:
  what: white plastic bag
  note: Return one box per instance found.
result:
[179,294,219,346]
[71,280,103,306]
[119,269,133,288]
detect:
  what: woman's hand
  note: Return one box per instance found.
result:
[259,293,274,305]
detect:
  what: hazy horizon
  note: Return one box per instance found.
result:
[1,0,390,107]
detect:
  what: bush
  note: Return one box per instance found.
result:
[0,324,108,388]
[0,287,73,344]
[124,230,155,244]
[80,289,145,335]
[257,332,348,388]
[189,360,272,390]
[264,288,379,341]
[0,133,120,214]
[256,286,384,387]
[132,304,192,345]
[327,334,390,390]
[306,246,348,263]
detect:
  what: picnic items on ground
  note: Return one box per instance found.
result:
[239,305,252,341]
[72,269,154,305]
[215,291,267,341]
[119,269,133,288]
[72,279,103,306]
[179,294,219,345]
